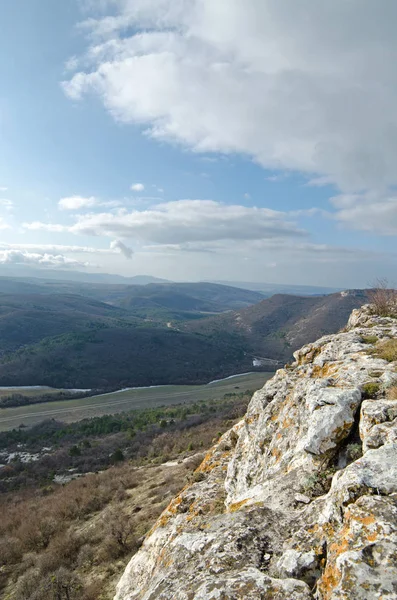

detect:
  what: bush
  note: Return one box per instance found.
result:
[101,507,138,559]
[0,536,23,565]
[111,448,125,463]
[346,443,362,462]
[362,382,381,399]
[369,279,397,318]
[69,445,81,457]
[361,335,378,345]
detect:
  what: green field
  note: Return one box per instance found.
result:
[0,372,274,432]
[0,387,68,398]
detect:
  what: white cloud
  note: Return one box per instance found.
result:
[68,200,306,244]
[244,193,251,200]
[110,239,134,258]
[63,0,397,204]
[64,56,79,72]
[332,193,397,235]
[23,221,68,232]
[0,250,90,269]
[0,199,14,212]
[22,199,305,245]
[0,187,8,192]
[59,195,97,210]
[0,242,113,255]
[131,183,145,192]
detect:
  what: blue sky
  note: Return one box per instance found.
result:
[0,0,396,286]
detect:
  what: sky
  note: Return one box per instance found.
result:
[0,0,396,287]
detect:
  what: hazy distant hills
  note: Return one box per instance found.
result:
[209,280,341,296]
[0,265,169,285]
[0,278,266,320]
[115,282,266,316]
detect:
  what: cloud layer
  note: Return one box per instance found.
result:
[0,250,89,268]
[64,0,397,200]
[23,200,306,245]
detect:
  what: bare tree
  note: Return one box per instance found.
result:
[369,278,397,317]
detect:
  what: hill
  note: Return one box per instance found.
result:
[0,292,248,388]
[0,278,266,321]
[0,293,137,354]
[0,326,247,388]
[0,289,369,389]
[114,282,265,316]
[209,279,341,296]
[183,290,369,363]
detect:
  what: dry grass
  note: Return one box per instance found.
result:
[387,385,397,400]
[374,339,397,363]
[0,392,250,599]
[0,461,189,600]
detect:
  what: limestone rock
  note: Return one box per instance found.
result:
[115,306,397,600]
[360,400,397,452]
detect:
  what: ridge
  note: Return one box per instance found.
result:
[115,305,397,600]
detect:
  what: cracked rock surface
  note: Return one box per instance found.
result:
[114,305,397,600]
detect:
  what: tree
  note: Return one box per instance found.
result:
[111,448,124,462]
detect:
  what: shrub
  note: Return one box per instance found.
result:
[346,443,362,462]
[43,567,83,600]
[111,448,125,463]
[69,445,81,457]
[188,471,206,483]
[0,536,23,565]
[369,279,397,318]
[103,507,138,558]
[361,335,378,345]
[362,382,381,399]
[303,468,335,497]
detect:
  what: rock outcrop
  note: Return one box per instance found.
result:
[115,306,397,600]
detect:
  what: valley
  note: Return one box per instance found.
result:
[0,276,369,393]
[0,372,273,431]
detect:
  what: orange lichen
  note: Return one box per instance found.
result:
[228,498,251,513]
[318,511,381,599]
[282,416,294,429]
[245,414,260,425]
[148,493,185,533]
[311,363,338,379]
[196,449,231,474]
[271,446,282,462]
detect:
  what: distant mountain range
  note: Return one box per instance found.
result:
[0,265,168,285]
[0,265,342,296]
[209,280,341,296]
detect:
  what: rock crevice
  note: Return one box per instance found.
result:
[115,306,397,599]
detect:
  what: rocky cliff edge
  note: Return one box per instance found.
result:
[115,305,397,600]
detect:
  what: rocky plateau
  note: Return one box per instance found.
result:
[115,305,397,600]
